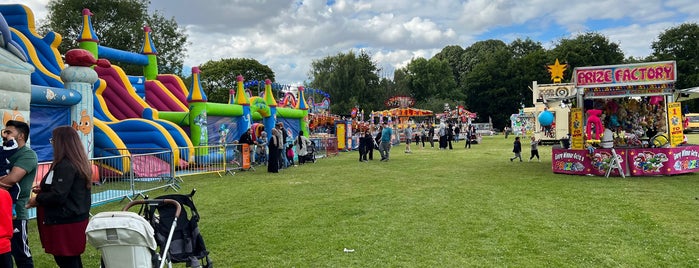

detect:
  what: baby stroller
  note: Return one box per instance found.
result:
[145,190,213,268]
[300,140,317,163]
[255,144,268,165]
[86,199,182,268]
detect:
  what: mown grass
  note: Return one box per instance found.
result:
[27,134,699,267]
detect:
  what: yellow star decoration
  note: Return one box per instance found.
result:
[547,59,567,83]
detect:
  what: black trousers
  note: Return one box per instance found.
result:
[54,255,82,268]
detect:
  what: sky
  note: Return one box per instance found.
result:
[6,0,699,86]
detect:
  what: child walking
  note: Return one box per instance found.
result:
[510,136,522,162]
[529,136,540,162]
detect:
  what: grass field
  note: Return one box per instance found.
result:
[25,134,699,267]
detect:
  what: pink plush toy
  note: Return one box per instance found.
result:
[586,109,604,140]
[649,96,663,106]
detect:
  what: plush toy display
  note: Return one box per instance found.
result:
[586,109,604,140]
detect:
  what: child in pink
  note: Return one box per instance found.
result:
[286,144,295,166]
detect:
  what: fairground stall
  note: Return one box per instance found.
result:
[552,61,699,177]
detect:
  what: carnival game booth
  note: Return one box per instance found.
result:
[371,107,434,143]
[552,61,699,177]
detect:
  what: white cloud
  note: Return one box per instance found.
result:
[1,0,697,84]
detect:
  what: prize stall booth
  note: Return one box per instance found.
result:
[552,61,699,177]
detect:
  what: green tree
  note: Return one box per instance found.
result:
[508,38,550,103]
[651,23,699,111]
[433,45,465,86]
[198,58,275,103]
[549,32,625,81]
[308,50,382,115]
[401,57,459,112]
[40,0,188,76]
[460,40,516,128]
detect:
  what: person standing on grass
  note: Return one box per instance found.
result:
[0,120,37,268]
[454,124,461,143]
[357,129,367,162]
[438,122,447,149]
[379,122,392,161]
[27,126,92,268]
[428,124,435,148]
[447,123,454,150]
[238,128,258,164]
[295,131,311,164]
[404,126,412,153]
[361,129,373,161]
[267,128,281,173]
[529,136,540,162]
[465,124,472,149]
[366,128,375,160]
[276,123,288,170]
[419,125,426,149]
[510,136,523,162]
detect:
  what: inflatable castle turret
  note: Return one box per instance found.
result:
[141,26,158,80]
[263,79,278,134]
[234,75,251,136]
[296,86,310,136]
[187,66,208,149]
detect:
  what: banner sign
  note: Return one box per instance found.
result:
[627,147,699,176]
[552,145,699,176]
[552,148,627,176]
[570,108,584,149]
[583,84,673,98]
[574,61,676,87]
[242,144,251,170]
[667,102,684,147]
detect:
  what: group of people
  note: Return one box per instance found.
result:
[1,121,93,268]
[510,136,541,162]
[237,122,315,174]
[356,122,393,162]
[263,123,312,173]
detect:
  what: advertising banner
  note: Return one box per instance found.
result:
[667,102,684,147]
[570,108,584,149]
[574,61,676,87]
[335,121,346,150]
[242,144,250,170]
[552,147,627,176]
[627,147,699,176]
[553,145,699,176]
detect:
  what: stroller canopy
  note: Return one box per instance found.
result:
[86,211,157,250]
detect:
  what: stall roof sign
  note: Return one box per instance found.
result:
[584,83,674,99]
[573,61,676,88]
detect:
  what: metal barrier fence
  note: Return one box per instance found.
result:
[322,137,339,157]
[27,140,337,219]
[175,143,248,179]
[28,148,178,219]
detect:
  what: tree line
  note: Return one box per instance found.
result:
[38,0,699,129]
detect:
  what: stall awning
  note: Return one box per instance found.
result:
[676,86,699,102]
[371,108,434,117]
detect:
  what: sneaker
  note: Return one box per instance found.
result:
[520,160,523,162]
[538,159,541,162]
[510,158,513,162]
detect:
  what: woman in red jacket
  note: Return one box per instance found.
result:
[27,126,92,268]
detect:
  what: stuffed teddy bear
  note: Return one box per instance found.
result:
[586,109,604,140]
